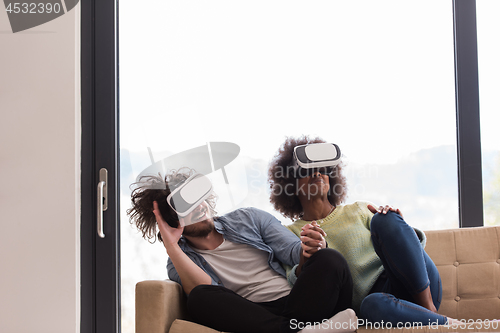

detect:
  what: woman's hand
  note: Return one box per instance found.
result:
[368,204,403,218]
[153,201,184,251]
[300,221,327,258]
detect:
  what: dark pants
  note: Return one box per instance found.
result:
[187,248,353,333]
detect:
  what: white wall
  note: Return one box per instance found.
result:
[0,6,80,333]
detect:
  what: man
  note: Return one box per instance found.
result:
[128,169,356,333]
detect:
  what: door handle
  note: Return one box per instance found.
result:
[97,168,108,238]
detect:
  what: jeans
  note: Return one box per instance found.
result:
[359,211,448,326]
[187,248,353,333]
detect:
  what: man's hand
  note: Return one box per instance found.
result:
[153,201,184,252]
[300,221,327,258]
[153,201,212,294]
[367,204,403,218]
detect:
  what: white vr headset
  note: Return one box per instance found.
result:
[292,143,342,176]
[166,173,213,219]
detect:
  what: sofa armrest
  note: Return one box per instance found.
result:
[136,280,187,333]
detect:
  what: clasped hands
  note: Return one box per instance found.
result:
[300,221,327,258]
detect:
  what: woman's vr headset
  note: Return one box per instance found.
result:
[166,173,213,222]
[292,143,342,178]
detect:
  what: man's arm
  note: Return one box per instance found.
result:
[165,244,212,295]
[153,201,211,295]
[252,208,302,266]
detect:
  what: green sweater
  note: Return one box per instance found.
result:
[286,201,426,314]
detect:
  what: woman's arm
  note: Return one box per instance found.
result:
[366,203,426,246]
[367,204,403,217]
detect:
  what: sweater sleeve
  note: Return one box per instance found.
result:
[356,201,376,230]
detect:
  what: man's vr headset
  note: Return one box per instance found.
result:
[292,143,342,178]
[166,173,213,225]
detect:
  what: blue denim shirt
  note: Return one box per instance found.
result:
[167,207,302,288]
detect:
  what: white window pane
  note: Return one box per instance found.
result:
[119,1,458,331]
[477,0,500,226]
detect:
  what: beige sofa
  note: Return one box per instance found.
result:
[136,226,500,333]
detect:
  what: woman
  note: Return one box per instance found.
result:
[268,135,452,326]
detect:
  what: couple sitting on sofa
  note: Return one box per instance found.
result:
[128,136,452,333]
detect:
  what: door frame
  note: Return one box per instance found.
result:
[81,0,120,332]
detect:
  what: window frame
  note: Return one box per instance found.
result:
[453,0,484,228]
[81,0,120,332]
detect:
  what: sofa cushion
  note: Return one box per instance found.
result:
[169,319,225,333]
[424,226,500,321]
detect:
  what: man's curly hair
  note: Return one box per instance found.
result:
[268,136,348,221]
[127,168,217,243]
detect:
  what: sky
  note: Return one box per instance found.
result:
[120,0,499,167]
[119,0,462,167]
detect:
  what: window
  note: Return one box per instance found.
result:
[118,1,459,331]
[477,0,500,226]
